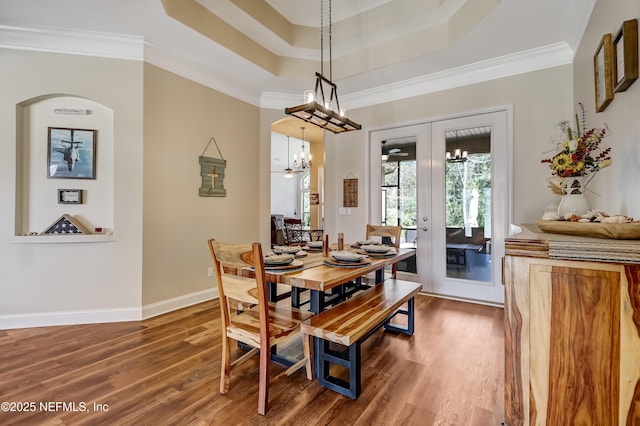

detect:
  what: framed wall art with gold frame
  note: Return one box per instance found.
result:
[613,19,638,93]
[594,33,614,113]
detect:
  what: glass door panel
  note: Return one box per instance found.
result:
[431,111,508,304]
[444,127,492,282]
[370,125,430,286]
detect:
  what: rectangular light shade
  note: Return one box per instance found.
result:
[285,101,361,134]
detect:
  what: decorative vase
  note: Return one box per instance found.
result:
[557,177,590,217]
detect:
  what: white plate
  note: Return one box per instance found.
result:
[356,240,378,246]
[331,251,367,262]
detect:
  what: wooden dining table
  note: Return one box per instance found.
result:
[227,244,417,370]
[263,246,416,314]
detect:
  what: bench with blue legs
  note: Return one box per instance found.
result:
[300,279,422,398]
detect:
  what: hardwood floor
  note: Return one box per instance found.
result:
[0,295,504,425]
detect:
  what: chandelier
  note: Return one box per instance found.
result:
[446,149,468,163]
[446,131,468,163]
[284,0,361,134]
[292,126,312,170]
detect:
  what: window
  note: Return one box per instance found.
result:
[301,172,310,227]
[381,159,416,243]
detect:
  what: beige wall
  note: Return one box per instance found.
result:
[5,0,637,326]
[0,49,144,324]
[573,0,640,217]
[320,65,574,244]
[142,64,261,306]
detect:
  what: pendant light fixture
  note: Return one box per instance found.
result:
[285,0,361,134]
[446,131,468,163]
[293,126,312,170]
[284,136,295,179]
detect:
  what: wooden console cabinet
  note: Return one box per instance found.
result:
[504,226,640,425]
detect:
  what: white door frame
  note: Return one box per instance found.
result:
[369,106,513,305]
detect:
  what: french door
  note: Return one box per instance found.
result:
[370,110,510,305]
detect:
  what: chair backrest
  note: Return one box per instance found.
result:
[365,224,401,248]
[208,239,269,338]
[271,215,286,246]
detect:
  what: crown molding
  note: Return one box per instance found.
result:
[1,25,574,112]
[345,42,575,109]
[0,25,262,106]
[261,42,575,110]
[0,25,143,60]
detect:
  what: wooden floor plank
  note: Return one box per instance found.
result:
[0,295,504,425]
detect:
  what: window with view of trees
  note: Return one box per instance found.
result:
[445,154,491,233]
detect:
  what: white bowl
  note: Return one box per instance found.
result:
[361,244,392,253]
[356,240,377,246]
[331,251,366,262]
[306,241,324,248]
[272,245,301,254]
[264,254,294,265]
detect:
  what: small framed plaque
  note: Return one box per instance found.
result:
[613,19,638,92]
[343,178,358,207]
[594,33,614,112]
[58,189,83,204]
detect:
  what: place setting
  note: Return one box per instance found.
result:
[271,245,308,258]
[302,240,324,252]
[355,244,397,258]
[323,250,372,268]
[263,253,304,271]
[350,239,379,248]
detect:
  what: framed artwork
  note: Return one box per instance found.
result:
[594,33,614,112]
[58,189,83,204]
[343,177,358,207]
[613,19,638,92]
[47,127,97,179]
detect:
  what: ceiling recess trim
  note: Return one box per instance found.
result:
[263,42,575,110]
[1,26,574,112]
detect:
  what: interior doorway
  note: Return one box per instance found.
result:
[270,118,324,245]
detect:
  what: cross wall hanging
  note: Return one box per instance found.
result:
[199,136,227,197]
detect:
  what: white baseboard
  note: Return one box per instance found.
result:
[0,288,220,330]
[141,288,219,320]
[0,307,142,330]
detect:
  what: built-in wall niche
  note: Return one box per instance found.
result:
[14,95,114,241]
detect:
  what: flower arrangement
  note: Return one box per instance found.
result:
[541,103,612,195]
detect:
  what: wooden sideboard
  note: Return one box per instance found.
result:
[504,225,640,425]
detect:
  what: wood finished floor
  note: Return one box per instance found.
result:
[0,295,505,425]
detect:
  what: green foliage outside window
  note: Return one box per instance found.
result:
[445,154,491,228]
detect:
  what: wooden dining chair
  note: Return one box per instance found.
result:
[366,224,402,279]
[207,239,314,415]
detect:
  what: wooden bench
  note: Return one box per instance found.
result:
[300,279,422,399]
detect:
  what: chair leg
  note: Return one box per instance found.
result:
[257,342,270,415]
[220,336,231,394]
[302,333,314,380]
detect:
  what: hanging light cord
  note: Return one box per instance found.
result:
[320,0,324,77]
[320,0,333,80]
[329,0,333,82]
